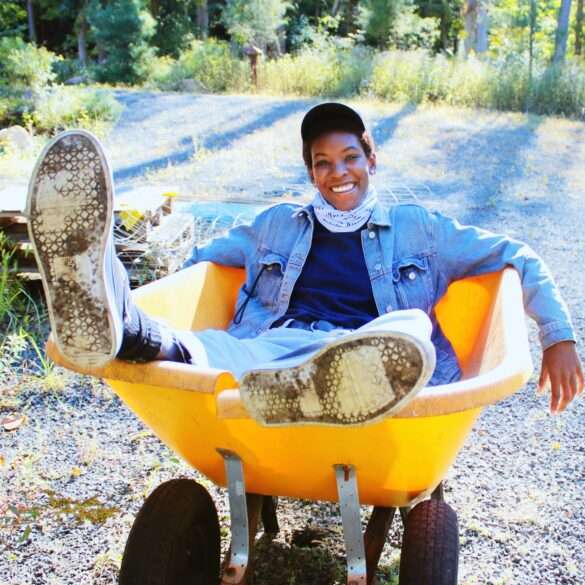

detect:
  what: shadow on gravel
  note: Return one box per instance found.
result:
[113,135,196,182]
[112,100,310,186]
[201,100,310,151]
[372,103,417,148]
[253,534,344,585]
[113,91,203,127]
[427,115,548,225]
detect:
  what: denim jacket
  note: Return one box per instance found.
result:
[184,201,576,385]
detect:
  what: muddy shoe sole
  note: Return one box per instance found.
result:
[239,331,434,427]
[27,130,122,368]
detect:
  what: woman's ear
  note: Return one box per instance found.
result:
[368,152,377,175]
[308,168,315,184]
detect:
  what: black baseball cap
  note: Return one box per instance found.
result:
[300,102,366,143]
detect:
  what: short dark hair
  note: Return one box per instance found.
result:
[302,129,376,175]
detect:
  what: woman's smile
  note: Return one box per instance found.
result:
[310,131,376,211]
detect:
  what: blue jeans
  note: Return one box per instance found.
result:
[170,308,447,384]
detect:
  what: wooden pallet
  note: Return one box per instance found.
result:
[0,187,193,284]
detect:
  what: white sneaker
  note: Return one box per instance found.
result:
[27,130,124,368]
[240,330,436,427]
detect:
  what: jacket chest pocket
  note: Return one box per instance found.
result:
[392,255,432,312]
[256,252,287,307]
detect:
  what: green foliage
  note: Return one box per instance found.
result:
[221,0,290,48]
[0,1,27,37]
[360,0,408,48]
[152,0,197,57]
[390,5,441,51]
[0,38,59,92]
[257,43,373,97]
[367,49,585,118]
[490,0,564,62]
[88,0,156,84]
[148,39,250,92]
[29,87,122,132]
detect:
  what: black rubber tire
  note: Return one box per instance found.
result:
[399,499,459,585]
[119,478,221,585]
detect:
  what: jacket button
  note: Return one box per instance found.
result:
[408,271,417,280]
[375,263,382,271]
[369,231,376,239]
[386,304,393,313]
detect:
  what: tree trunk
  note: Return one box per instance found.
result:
[463,0,489,56]
[76,2,89,68]
[331,0,343,17]
[552,0,573,64]
[463,0,477,56]
[27,0,37,44]
[576,0,584,56]
[196,0,209,39]
[476,2,489,53]
[77,19,88,68]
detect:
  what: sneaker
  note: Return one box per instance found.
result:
[27,130,158,368]
[239,331,435,426]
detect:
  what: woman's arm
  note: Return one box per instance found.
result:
[432,211,583,413]
[182,206,274,269]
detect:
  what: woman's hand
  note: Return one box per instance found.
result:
[538,341,584,414]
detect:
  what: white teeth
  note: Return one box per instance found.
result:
[331,184,355,193]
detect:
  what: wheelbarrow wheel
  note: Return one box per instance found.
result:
[119,478,220,585]
[399,499,459,585]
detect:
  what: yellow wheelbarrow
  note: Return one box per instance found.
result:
[47,265,533,585]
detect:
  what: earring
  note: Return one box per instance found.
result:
[369,168,375,175]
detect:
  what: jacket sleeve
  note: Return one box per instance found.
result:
[431,210,576,350]
[182,206,272,269]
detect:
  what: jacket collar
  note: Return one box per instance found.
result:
[291,199,391,227]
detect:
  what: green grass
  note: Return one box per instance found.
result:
[145,42,585,120]
[0,233,52,384]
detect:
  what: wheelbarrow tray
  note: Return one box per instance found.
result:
[47,264,533,508]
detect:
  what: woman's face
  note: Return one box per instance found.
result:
[310,131,376,211]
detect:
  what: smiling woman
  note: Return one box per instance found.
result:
[27,102,583,433]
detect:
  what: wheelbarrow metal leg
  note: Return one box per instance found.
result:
[334,464,367,585]
[364,506,396,585]
[219,450,262,585]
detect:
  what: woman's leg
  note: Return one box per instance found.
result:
[28,129,187,368]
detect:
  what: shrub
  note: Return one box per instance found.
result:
[88,0,156,84]
[0,38,59,92]
[257,44,372,97]
[367,50,585,118]
[30,87,122,132]
[148,40,250,93]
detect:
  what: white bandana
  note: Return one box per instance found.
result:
[311,186,378,232]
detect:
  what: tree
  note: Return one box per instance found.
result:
[463,0,489,55]
[221,0,289,51]
[88,0,155,83]
[360,0,409,48]
[0,2,27,38]
[151,0,196,56]
[27,0,37,43]
[195,0,208,38]
[575,0,583,56]
[552,0,572,63]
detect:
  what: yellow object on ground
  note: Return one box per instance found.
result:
[47,265,532,508]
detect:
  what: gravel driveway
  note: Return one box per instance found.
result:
[1,92,584,585]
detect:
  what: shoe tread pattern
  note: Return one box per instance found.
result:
[29,133,114,364]
[241,336,424,426]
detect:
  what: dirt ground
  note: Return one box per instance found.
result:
[1,92,585,585]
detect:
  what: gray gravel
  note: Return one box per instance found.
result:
[1,92,584,585]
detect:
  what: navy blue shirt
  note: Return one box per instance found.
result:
[278,220,379,329]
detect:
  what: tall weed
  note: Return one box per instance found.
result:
[148,39,250,93]
[29,88,122,133]
[257,45,373,97]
